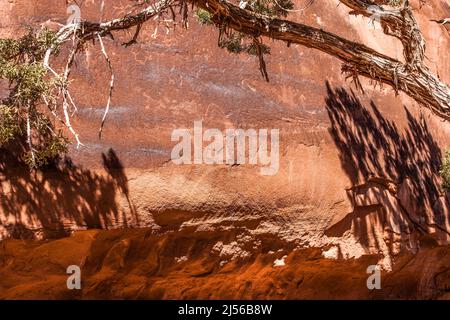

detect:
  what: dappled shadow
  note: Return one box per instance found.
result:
[0,141,136,239]
[324,81,450,254]
[102,148,138,225]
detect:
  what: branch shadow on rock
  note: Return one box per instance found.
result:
[324,81,449,254]
[0,140,136,239]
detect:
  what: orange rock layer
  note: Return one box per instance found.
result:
[0,229,449,299]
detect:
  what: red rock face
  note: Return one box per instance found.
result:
[0,0,449,298]
[0,229,449,299]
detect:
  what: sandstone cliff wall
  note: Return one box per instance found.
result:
[0,0,449,269]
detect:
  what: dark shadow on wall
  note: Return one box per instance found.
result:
[324,81,449,249]
[0,141,135,239]
[102,148,138,224]
[325,81,442,206]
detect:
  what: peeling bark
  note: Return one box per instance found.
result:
[194,0,450,120]
[339,0,426,68]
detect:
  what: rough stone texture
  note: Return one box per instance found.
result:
[0,0,449,298]
[0,229,449,299]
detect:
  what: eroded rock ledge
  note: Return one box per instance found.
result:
[0,228,448,299]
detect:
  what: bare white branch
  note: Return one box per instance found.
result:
[97,34,115,139]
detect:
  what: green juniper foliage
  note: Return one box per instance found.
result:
[388,0,403,6]
[194,8,213,25]
[440,150,450,190]
[195,0,291,56]
[218,32,271,55]
[0,28,67,169]
[252,0,294,17]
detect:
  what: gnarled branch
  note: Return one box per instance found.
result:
[47,0,450,132]
[194,0,450,119]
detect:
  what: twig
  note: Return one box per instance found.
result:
[26,109,36,165]
[97,34,115,139]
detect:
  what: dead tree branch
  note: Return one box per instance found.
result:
[193,0,450,120]
[45,0,450,141]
